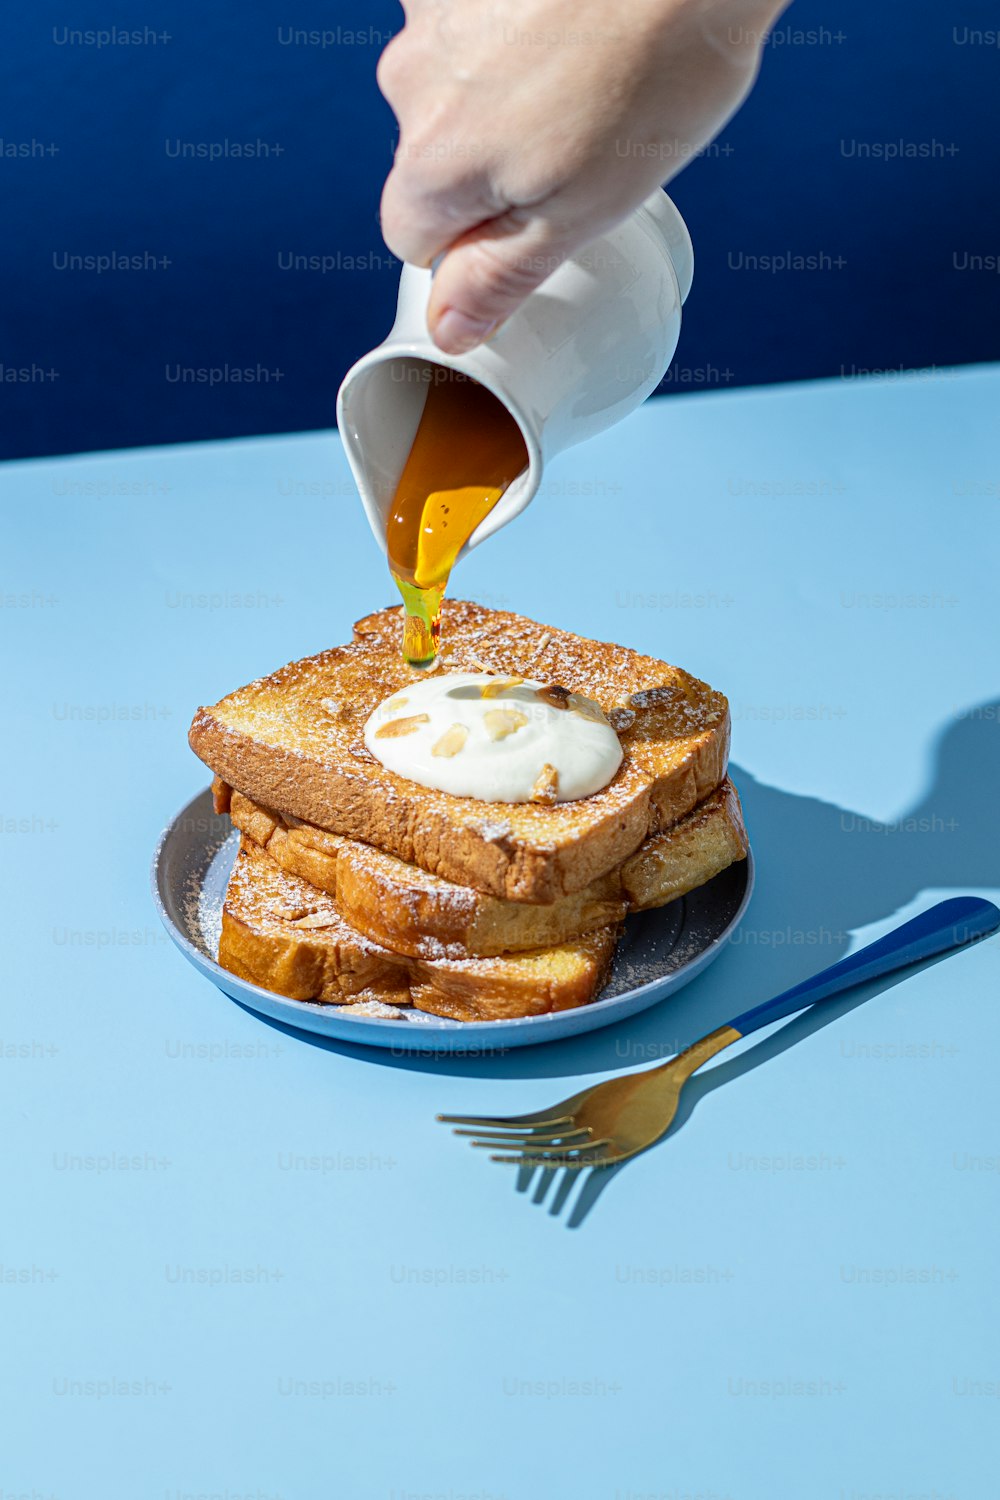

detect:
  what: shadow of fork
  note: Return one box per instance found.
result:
[514,954,952,1228]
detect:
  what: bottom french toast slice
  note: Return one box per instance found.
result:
[219,838,621,1022]
[220,778,748,961]
[219,838,411,1008]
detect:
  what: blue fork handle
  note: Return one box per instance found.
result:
[728,896,1000,1039]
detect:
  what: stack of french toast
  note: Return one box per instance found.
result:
[188,601,747,1022]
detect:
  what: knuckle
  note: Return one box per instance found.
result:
[375,37,406,98]
[378,184,409,257]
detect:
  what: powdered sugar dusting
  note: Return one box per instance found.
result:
[189,599,730,898]
[196,601,726,830]
[345,998,408,1019]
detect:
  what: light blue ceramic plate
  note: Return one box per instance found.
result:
[152,787,754,1054]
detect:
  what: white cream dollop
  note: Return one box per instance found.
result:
[363,672,622,804]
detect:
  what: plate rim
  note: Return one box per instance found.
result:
[151,784,755,1050]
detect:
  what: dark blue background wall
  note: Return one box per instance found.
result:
[2,1,998,460]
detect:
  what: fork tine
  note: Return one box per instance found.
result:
[451,1124,590,1140]
[449,1126,585,1140]
[436,1112,574,1129]
[467,1129,593,1149]
[490,1151,611,1170]
[490,1141,613,1165]
[509,1138,611,1160]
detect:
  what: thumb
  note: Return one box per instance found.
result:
[427,213,583,354]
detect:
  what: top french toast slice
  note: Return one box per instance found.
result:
[188,600,730,903]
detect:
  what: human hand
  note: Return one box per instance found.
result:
[377,0,790,352]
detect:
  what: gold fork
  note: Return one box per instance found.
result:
[439,897,998,1169]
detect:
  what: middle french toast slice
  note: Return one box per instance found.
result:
[219,838,622,1022]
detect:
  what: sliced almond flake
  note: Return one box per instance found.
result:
[484,707,528,741]
[568,691,610,725]
[432,722,469,757]
[375,713,430,739]
[480,676,524,699]
[290,912,337,930]
[535,683,571,711]
[607,705,636,732]
[531,763,560,803]
[535,633,552,652]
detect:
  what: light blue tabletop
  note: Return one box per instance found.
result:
[4,365,998,1499]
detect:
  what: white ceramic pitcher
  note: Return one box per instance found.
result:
[336,189,694,560]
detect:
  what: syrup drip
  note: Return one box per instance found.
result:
[385,373,528,665]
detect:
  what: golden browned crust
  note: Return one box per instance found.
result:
[218,843,409,1007]
[218,839,621,1022]
[211,775,232,815]
[407,927,620,1023]
[190,600,730,903]
[225,778,747,960]
[618,778,749,909]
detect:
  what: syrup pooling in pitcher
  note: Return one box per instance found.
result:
[386,373,528,665]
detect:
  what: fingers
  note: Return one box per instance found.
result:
[377,30,505,269]
[379,157,476,271]
[426,212,582,354]
[379,123,514,271]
